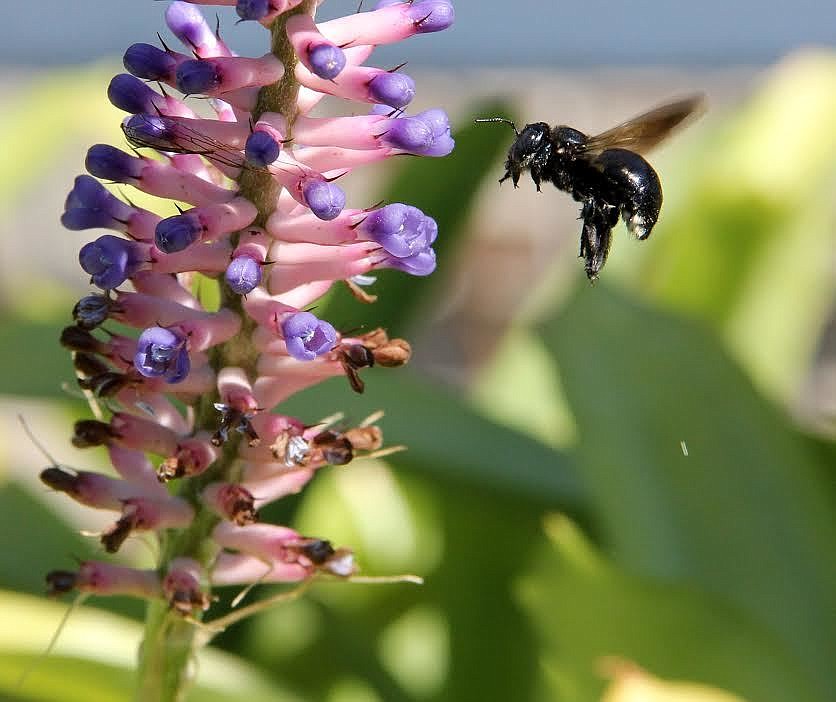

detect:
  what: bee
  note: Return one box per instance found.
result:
[477,95,705,279]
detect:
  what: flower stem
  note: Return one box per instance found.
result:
[134,4,317,700]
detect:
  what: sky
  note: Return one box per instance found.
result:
[4,0,835,67]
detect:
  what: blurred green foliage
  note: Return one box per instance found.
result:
[1,51,835,702]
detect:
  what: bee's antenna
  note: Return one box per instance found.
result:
[474,117,519,136]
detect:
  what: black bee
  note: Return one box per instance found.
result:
[477,95,705,279]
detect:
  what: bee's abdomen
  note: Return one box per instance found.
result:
[595,148,662,240]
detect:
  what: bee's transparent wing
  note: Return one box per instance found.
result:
[121,114,252,170]
[580,94,706,156]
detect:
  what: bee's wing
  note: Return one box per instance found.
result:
[579,94,706,156]
[122,115,254,170]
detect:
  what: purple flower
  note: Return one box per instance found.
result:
[134,326,190,383]
[418,132,454,157]
[123,43,177,81]
[79,235,144,290]
[383,117,434,152]
[165,1,215,50]
[85,144,143,183]
[236,0,270,21]
[62,175,133,231]
[176,59,221,95]
[245,131,281,167]
[408,1,455,33]
[308,44,346,80]
[303,181,346,221]
[383,109,453,156]
[385,248,437,276]
[281,312,337,361]
[155,212,202,253]
[416,108,451,138]
[362,203,437,258]
[368,72,416,109]
[108,74,162,114]
[225,255,262,295]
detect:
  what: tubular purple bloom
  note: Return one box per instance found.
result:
[86,144,144,183]
[303,180,346,221]
[245,130,281,166]
[134,326,190,383]
[308,44,346,80]
[62,175,133,231]
[362,203,410,239]
[237,0,271,21]
[424,214,439,244]
[382,117,434,152]
[176,59,221,95]
[281,312,337,361]
[362,203,436,258]
[124,43,177,81]
[384,109,453,155]
[368,72,416,109]
[64,175,113,211]
[408,0,456,33]
[416,108,451,137]
[226,255,262,295]
[155,212,202,253]
[79,235,144,290]
[108,74,163,114]
[419,132,455,157]
[165,2,218,53]
[385,247,437,276]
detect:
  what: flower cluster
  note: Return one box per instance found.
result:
[48,0,453,661]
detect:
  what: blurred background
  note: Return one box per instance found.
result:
[1,1,835,701]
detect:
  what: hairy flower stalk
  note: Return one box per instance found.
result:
[50,1,454,699]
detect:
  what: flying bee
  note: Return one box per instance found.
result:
[476,95,705,279]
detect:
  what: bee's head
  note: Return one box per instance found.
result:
[501,122,550,187]
[474,117,552,187]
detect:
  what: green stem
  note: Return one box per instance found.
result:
[134,3,317,700]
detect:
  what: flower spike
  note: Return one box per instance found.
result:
[52,1,455,697]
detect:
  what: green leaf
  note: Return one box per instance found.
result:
[0,318,73,398]
[538,283,836,701]
[319,100,513,337]
[518,516,824,702]
[0,481,148,622]
[0,591,302,702]
[0,483,95,595]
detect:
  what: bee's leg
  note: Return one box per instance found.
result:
[586,225,613,280]
[578,200,594,258]
[579,200,614,280]
[530,168,542,192]
[604,202,620,228]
